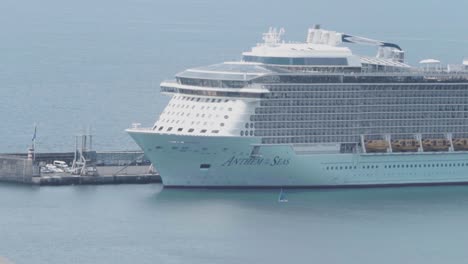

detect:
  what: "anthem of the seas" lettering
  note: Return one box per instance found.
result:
[221,156,290,167]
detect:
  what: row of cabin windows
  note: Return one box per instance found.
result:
[156,126,219,134]
[255,106,468,114]
[265,84,468,92]
[383,163,468,169]
[326,162,468,171]
[166,105,232,112]
[265,89,468,98]
[260,98,468,107]
[172,95,233,103]
[240,130,254,136]
[253,120,468,129]
[255,126,468,137]
[251,112,468,121]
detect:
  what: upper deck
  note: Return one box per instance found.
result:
[162,27,468,95]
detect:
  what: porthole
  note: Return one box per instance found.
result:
[240,131,244,136]
[220,123,225,127]
[249,131,253,136]
[200,129,207,133]
[245,123,249,129]
[224,115,229,119]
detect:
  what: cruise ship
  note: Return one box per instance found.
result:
[127,26,468,187]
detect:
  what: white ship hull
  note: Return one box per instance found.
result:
[128,130,468,187]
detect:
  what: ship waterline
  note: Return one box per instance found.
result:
[128,131,468,187]
[127,26,468,187]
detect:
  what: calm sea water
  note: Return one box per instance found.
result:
[2,0,468,263]
[2,184,468,264]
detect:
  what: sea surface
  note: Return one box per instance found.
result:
[2,0,468,263]
[3,184,468,264]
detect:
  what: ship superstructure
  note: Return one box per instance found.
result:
[127,26,468,187]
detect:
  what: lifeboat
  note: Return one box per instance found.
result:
[391,139,420,152]
[453,138,468,151]
[365,140,389,153]
[422,139,450,152]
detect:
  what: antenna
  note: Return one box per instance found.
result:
[262,27,285,46]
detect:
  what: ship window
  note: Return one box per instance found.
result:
[167,127,173,131]
[250,131,253,136]
[188,128,194,132]
[200,129,207,133]
[220,123,225,127]
[177,128,183,132]
[211,99,216,102]
[217,99,222,103]
[200,164,211,169]
[212,130,219,134]
[240,131,244,136]
[224,115,229,119]
[228,108,232,111]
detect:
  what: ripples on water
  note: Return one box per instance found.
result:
[1,184,468,263]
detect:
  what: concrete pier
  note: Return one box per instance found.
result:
[33,174,161,186]
[0,152,161,186]
[0,155,40,183]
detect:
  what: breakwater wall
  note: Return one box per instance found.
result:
[0,155,39,183]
